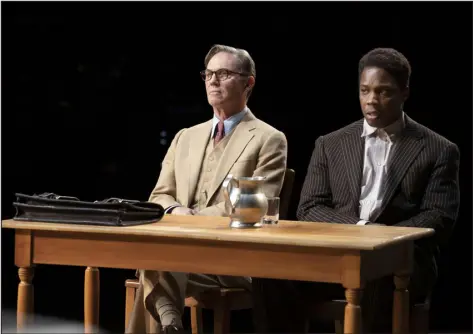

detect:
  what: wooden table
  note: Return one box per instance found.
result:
[2,215,434,334]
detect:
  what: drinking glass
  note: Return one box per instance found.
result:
[262,197,280,224]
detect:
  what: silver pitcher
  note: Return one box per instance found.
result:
[223,174,268,228]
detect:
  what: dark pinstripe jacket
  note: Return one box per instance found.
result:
[297,115,460,247]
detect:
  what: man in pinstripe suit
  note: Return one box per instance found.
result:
[252,48,460,332]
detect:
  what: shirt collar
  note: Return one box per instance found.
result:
[211,106,248,139]
[361,111,406,141]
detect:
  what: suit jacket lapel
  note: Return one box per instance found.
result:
[377,116,424,216]
[185,120,212,207]
[206,112,256,205]
[341,120,365,206]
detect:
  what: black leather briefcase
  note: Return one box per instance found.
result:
[13,192,164,226]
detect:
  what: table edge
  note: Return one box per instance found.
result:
[2,219,435,251]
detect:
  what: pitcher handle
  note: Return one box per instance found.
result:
[223,175,240,215]
[223,174,238,203]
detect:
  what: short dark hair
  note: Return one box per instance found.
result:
[358,48,411,89]
[204,44,256,99]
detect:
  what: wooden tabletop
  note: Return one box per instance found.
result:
[2,215,434,251]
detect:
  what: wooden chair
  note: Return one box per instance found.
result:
[124,168,296,334]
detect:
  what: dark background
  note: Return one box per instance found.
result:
[2,2,472,333]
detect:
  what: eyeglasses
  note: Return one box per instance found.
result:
[200,68,249,81]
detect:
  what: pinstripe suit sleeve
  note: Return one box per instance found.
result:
[297,136,359,224]
[394,143,460,233]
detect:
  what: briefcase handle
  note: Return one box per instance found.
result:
[96,197,140,204]
[37,192,80,201]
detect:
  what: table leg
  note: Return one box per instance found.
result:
[84,266,100,333]
[343,288,362,334]
[393,273,410,334]
[17,267,35,330]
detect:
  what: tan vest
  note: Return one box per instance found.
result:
[191,130,235,211]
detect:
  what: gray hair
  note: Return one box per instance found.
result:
[204,44,256,99]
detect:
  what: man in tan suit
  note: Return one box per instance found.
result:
[127,44,288,334]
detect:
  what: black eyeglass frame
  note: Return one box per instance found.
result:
[200,68,251,81]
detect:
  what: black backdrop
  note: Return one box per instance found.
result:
[2,2,472,333]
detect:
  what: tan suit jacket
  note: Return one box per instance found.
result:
[126,110,287,333]
[149,110,288,216]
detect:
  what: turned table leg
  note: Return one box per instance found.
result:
[343,288,363,334]
[393,273,410,334]
[17,267,35,330]
[84,266,100,333]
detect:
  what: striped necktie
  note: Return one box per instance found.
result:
[214,121,225,145]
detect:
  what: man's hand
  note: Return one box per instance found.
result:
[171,207,195,215]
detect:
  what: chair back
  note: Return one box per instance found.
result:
[279,168,295,219]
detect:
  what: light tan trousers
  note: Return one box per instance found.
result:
[126,270,251,334]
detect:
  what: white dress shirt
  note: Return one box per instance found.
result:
[357,113,405,225]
